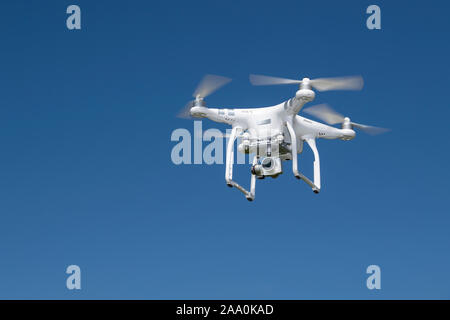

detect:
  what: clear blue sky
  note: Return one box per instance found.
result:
[0,0,449,299]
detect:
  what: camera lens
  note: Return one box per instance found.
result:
[262,158,273,170]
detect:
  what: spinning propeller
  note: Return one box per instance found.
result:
[303,104,389,135]
[178,74,231,119]
[249,74,364,91]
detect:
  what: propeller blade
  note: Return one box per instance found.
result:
[249,74,302,86]
[310,76,364,91]
[302,104,345,125]
[193,74,231,98]
[177,100,195,119]
[351,122,390,135]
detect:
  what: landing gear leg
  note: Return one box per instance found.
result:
[225,127,257,201]
[286,120,321,194]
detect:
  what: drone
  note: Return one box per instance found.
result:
[178,74,388,201]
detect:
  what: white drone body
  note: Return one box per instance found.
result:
[179,74,387,201]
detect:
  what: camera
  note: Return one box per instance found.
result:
[251,157,282,178]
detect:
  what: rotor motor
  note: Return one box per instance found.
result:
[342,117,352,129]
[193,97,206,107]
[296,88,315,102]
[295,78,316,102]
[189,96,208,117]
